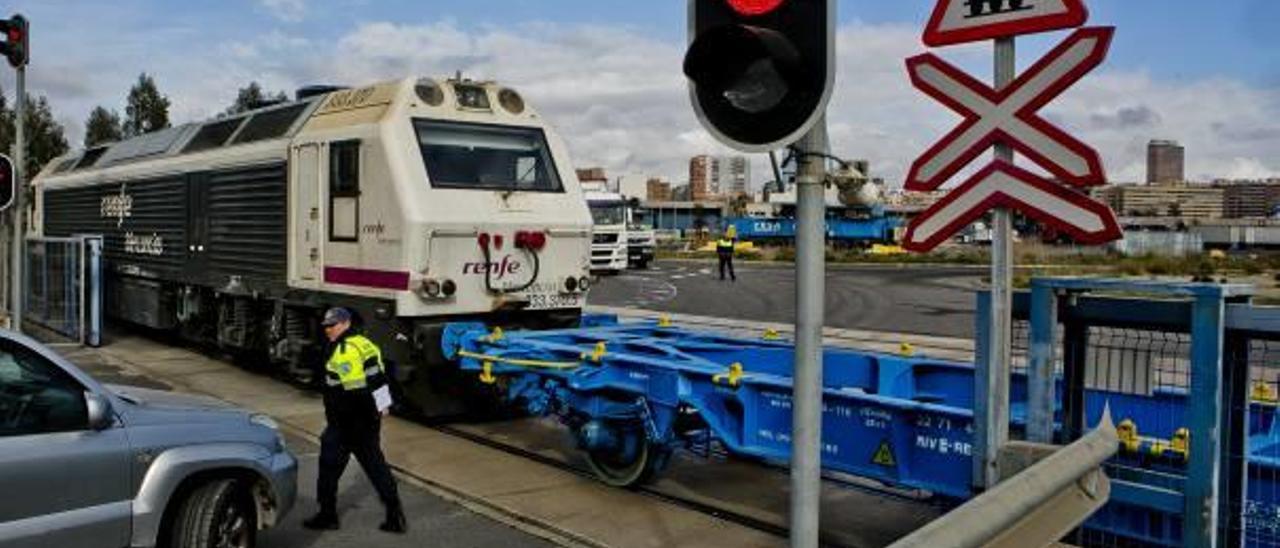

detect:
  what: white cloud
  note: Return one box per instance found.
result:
[33,18,1280,187]
[260,0,306,23]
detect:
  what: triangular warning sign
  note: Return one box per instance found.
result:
[923,0,1088,47]
[872,440,897,467]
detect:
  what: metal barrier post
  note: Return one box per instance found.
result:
[1061,301,1090,442]
[1220,299,1252,548]
[85,236,101,346]
[1027,281,1056,443]
[1187,289,1227,547]
[973,290,1005,489]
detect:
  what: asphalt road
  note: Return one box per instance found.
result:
[589,260,982,339]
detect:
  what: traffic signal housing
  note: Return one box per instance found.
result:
[0,154,14,211]
[0,15,28,68]
[684,0,834,152]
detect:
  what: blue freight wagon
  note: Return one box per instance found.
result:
[729,216,901,245]
[442,314,1280,546]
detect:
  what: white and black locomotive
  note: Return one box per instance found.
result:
[33,76,595,416]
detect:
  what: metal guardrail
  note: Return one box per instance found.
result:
[891,412,1118,548]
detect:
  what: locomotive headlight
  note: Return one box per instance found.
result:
[498,88,525,115]
[578,277,591,292]
[415,78,445,107]
[564,276,578,293]
[441,279,457,297]
[422,279,442,298]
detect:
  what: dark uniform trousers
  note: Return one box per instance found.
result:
[316,332,402,516]
[317,420,400,514]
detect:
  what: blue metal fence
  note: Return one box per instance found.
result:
[994,279,1280,547]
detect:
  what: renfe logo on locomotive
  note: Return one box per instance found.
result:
[100,184,132,228]
[462,255,523,280]
[124,232,164,256]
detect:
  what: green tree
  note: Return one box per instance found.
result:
[84,106,123,147]
[0,86,70,177]
[124,73,171,136]
[223,81,288,116]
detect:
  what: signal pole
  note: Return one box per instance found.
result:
[791,117,827,548]
[8,63,20,331]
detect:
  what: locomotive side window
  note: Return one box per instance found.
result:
[415,119,563,193]
[329,140,360,242]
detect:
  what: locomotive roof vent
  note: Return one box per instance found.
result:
[296,84,348,101]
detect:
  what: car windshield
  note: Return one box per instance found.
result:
[416,119,563,192]
[589,202,625,225]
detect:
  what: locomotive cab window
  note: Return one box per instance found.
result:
[415,119,563,193]
[329,140,360,242]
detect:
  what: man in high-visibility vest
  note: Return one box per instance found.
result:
[303,307,406,534]
[716,226,737,282]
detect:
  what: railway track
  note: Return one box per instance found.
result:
[430,423,796,540]
[429,417,944,548]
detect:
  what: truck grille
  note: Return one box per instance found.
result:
[593,233,619,244]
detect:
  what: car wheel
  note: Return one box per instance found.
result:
[172,479,257,548]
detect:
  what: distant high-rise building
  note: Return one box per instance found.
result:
[1097,183,1223,219]
[689,154,749,200]
[724,156,750,196]
[646,178,673,201]
[576,167,609,191]
[1147,140,1185,184]
[689,155,714,201]
[1220,180,1280,219]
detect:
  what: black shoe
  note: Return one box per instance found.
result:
[303,512,340,531]
[379,508,407,534]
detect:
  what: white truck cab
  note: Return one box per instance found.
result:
[583,182,629,274]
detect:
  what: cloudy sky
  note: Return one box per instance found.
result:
[4,0,1279,188]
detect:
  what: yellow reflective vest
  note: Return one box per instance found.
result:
[325,334,384,391]
[716,239,735,253]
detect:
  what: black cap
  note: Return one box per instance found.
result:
[321,307,352,326]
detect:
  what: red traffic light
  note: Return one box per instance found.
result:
[0,14,27,68]
[0,154,13,212]
[725,0,785,16]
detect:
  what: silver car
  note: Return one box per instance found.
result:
[0,329,297,548]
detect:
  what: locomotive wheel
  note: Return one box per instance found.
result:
[584,437,671,488]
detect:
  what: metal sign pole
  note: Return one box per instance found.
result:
[9,64,22,331]
[985,36,1016,484]
[791,115,827,548]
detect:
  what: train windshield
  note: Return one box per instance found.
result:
[415,119,563,192]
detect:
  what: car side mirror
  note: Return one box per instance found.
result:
[85,391,114,431]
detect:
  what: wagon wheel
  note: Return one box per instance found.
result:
[584,432,672,488]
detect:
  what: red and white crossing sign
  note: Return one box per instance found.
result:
[902,162,1121,252]
[906,26,1113,192]
[924,0,1088,47]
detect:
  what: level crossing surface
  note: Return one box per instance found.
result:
[588,261,982,340]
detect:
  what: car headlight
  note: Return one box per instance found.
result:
[250,413,286,451]
[250,413,279,430]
